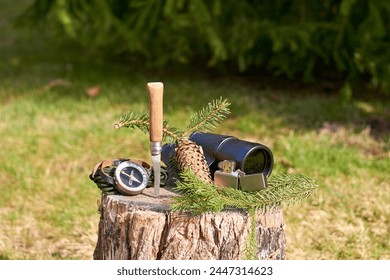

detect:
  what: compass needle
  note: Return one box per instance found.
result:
[129,171,142,184]
[120,170,131,179]
[128,171,133,185]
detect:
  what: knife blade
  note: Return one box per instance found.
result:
[147,82,164,197]
[151,154,161,196]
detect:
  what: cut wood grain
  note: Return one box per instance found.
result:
[93,186,286,260]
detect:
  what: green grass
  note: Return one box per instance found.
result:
[1,0,389,260]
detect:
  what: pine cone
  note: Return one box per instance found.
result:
[175,138,213,184]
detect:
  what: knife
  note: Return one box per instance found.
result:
[147,82,164,197]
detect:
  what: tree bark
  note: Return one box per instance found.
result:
[93,186,286,260]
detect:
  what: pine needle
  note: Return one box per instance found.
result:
[184,97,230,136]
[171,168,225,214]
[114,111,182,143]
[244,209,258,260]
[220,174,317,213]
[114,98,230,143]
[162,120,183,143]
[170,169,318,215]
[114,111,149,133]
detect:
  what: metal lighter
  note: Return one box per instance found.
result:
[213,160,267,191]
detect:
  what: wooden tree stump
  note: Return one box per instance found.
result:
[93,186,286,260]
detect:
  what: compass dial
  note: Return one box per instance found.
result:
[114,161,149,195]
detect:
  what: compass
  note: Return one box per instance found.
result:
[114,160,150,195]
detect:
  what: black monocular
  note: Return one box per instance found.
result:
[162,132,273,178]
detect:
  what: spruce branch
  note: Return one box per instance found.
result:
[183,97,230,136]
[244,209,258,260]
[162,120,183,143]
[171,168,225,215]
[114,111,149,132]
[114,98,229,143]
[170,169,318,215]
[114,111,182,143]
[220,174,317,213]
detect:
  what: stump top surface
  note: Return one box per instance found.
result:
[107,185,180,211]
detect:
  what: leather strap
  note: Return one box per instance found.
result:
[90,158,167,194]
[98,158,151,185]
[89,160,117,194]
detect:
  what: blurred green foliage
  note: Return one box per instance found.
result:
[18,0,390,93]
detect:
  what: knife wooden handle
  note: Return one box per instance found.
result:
[147,82,164,142]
